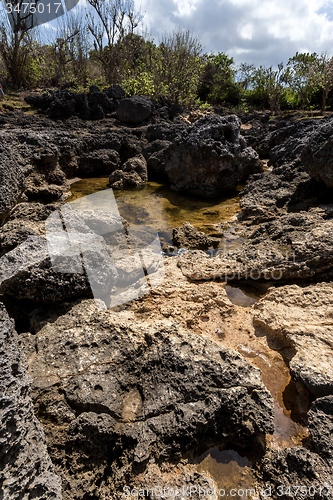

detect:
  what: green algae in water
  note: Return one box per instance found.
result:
[65,178,241,244]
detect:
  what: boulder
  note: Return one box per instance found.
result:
[252,282,333,398]
[164,114,263,197]
[116,96,153,124]
[20,299,274,499]
[103,84,126,100]
[301,118,333,187]
[172,222,220,250]
[109,155,148,189]
[0,303,62,499]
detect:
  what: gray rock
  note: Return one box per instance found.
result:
[258,447,333,500]
[308,396,333,463]
[178,211,333,283]
[0,302,62,499]
[301,119,333,187]
[116,96,153,124]
[0,151,25,219]
[172,222,220,250]
[164,114,263,197]
[20,300,274,499]
[109,155,148,189]
[78,148,120,176]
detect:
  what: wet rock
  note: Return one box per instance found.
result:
[253,282,333,398]
[0,151,25,219]
[301,119,333,187]
[116,96,153,124]
[308,396,333,463]
[178,211,333,282]
[258,447,333,500]
[172,222,220,250]
[164,114,263,197]
[0,302,62,499]
[20,299,274,499]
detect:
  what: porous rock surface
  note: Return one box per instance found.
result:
[0,150,25,219]
[0,302,62,499]
[240,116,333,224]
[252,282,333,397]
[109,154,148,189]
[20,299,274,500]
[164,114,263,196]
[178,210,333,282]
[172,222,220,250]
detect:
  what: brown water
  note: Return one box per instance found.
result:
[65,178,242,245]
[65,177,310,489]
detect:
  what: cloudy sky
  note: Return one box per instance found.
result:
[134,0,333,67]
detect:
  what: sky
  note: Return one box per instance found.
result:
[134,0,333,67]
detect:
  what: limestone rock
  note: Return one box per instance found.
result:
[0,303,62,499]
[164,114,263,197]
[252,282,333,397]
[172,222,220,250]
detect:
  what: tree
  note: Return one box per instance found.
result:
[86,0,143,84]
[46,11,89,85]
[308,52,333,112]
[0,0,39,86]
[285,52,317,109]
[156,29,203,104]
[198,52,239,105]
[250,64,287,113]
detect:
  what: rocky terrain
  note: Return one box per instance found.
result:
[1,96,333,499]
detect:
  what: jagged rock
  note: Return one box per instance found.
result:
[119,462,218,500]
[0,303,62,499]
[103,85,126,100]
[78,149,120,176]
[239,165,324,224]
[0,151,25,219]
[301,119,333,187]
[146,122,187,142]
[308,396,333,464]
[20,299,274,500]
[252,282,333,398]
[178,211,333,282]
[109,155,148,189]
[258,447,333,500]
[116,96,153,124]
[142,139,171,175]
[172,222,220,250]
[164,114,263,197]
[109,169,144,189]
[239,116,333,224]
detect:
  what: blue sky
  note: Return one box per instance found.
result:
[134,0,333,67]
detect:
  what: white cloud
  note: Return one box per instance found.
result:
[134,0,333,66]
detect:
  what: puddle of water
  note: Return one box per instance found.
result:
[194,447,256,498]
[237,344,310,449]
[224,285,258,307]
[65,178,241,245]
